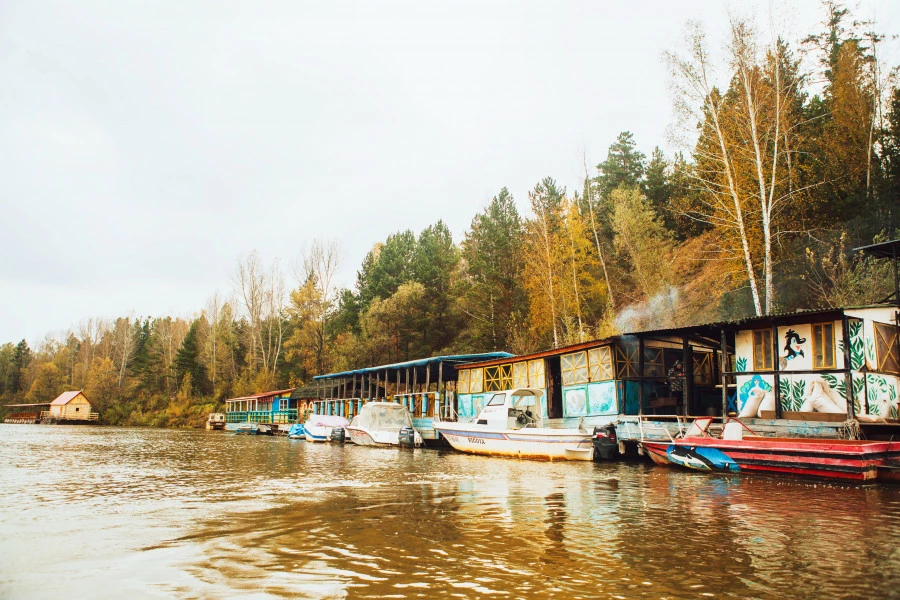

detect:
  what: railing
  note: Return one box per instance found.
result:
[39,410,99,421]
[225,409,298,424]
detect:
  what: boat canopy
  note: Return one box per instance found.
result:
[353,402,415,432]
[306,414,349,428]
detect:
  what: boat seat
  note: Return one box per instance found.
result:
[722,421,743,441]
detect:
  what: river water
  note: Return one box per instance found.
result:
[0,425,898,599]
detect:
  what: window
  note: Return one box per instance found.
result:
[512,362,529,388]
[812,323,835,369]
[874,322,900,375]
[469,368,484,394]
[458,369,471,394]
[485,364,512,391]
[487,393,506,406]
[752,330,773,370]
[616,344,639,378]
[693,352,714,385]
[528,359,546,388]
[588,347,614,381]
[561,351,589,385]
[643,347,664,377]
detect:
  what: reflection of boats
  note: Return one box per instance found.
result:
[206,413,226,430]
[304,414,349,442]
[234,422,273,435]
[434,388,594,461]
[346,402,424,447]
[287,423,307,439]
[641,417,896,481]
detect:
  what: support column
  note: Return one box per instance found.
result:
[772,321,782,420]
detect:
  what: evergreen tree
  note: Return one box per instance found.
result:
[11,339,31,393]
[174,320,211,396]
[594,131,646,199]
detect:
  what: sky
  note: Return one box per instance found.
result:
[1,0,898,345]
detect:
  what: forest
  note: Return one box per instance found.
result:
[1,3,898,426]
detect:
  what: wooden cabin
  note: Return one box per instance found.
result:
[45,391,98,423]
[456,328,723,432]
[727,305,899,430]
[454,304,899,446]
[311,353,514,441]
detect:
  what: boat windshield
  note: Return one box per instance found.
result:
[511,393,537,407]
[487,394,506,406]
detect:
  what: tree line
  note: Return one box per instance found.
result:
[2,3,897,426]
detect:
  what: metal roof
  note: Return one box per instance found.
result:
[854,238,900,259]
[458,305,900,369]
[313,352,514,380]
[224,388,295,403]
[50,391,86,406]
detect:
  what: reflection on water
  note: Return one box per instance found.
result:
[1,425,899,599]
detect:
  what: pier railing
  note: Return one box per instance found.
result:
[39,410,99,422]
[225,409,298,424]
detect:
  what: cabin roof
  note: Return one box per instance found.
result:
[854,238,900,259]
[223,388,295,403]
[312,352,514,380]
[458,305,899,369]
[50,391,86,406]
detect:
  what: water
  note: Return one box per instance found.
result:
[1,425,898,599]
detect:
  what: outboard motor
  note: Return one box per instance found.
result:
[330,427,346,444]
[592,424,619,461]
[398,426,416,448]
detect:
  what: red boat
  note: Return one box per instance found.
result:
[640,417,899,482]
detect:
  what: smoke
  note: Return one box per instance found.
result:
[615,286,680,334]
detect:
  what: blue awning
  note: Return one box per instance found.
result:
[313,352,514,380]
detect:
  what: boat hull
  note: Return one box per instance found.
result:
[346,426,423,447]
[642,437,893,481]
[304,425,331,442]
[435,423,593,461]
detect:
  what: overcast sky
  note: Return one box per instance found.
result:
[1,1,897,345]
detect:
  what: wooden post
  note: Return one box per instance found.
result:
[425,362,431,416]
[842,314,856,423]
[772,321,782,420]
[682,336,692,418]
[438,361,444,419]
[412,365,418,414]
[720,328,729,417]
[638,337,645,416]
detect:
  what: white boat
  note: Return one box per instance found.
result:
[434,388,594,461]
[304,414,349,442]
[346,402,424,447]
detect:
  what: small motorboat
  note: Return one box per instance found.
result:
[433,388,594,461]
[287,423,307,439]
[346,402,424,447]
[641,417,897,481]
[233,422,273,435]
[304,414,350,442]
[206,413,226,430]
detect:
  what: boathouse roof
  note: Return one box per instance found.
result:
[223,388,295,403]
[312,352,514,380]
[50,391,87,406]
[458,304,899,369]
[854,238,900,259]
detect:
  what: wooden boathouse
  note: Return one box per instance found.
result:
[310,353,513,441]
[454,304,899,446]
[224,388,296,432]
[42,391,99,424]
